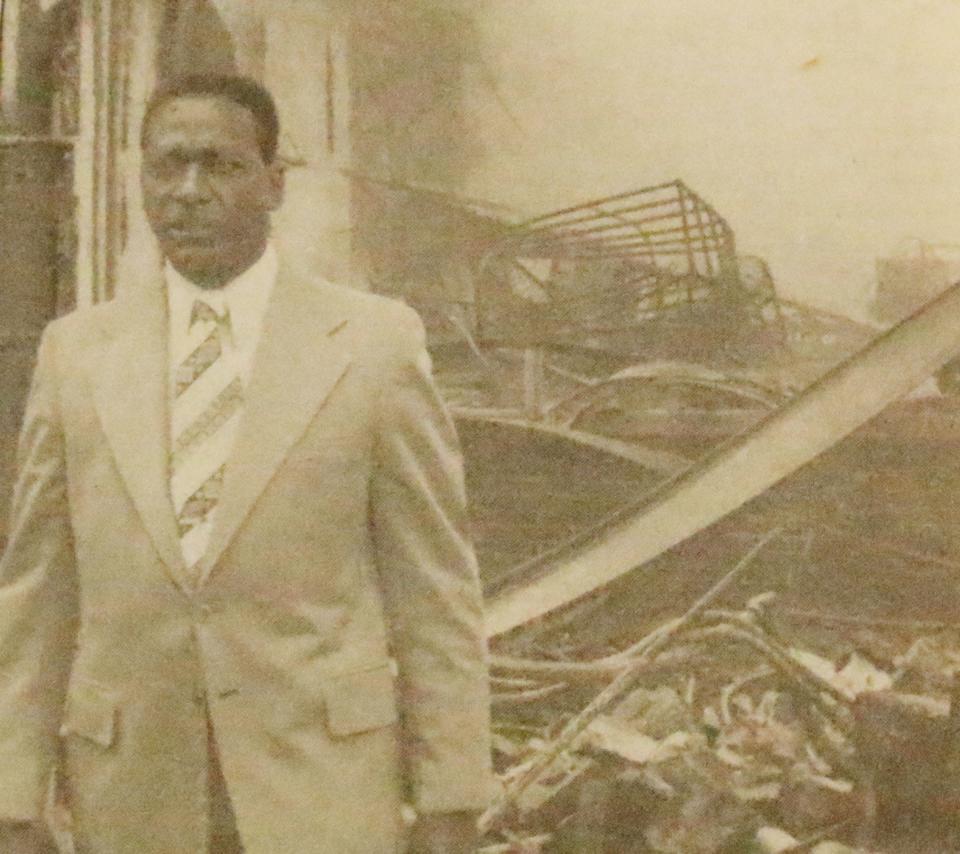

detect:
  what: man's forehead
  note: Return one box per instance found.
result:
[145,95,259,147]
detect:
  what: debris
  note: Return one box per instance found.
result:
[482,590,960,852]
[583,718,700,765]
[481,530,782,833]
[756,826,800,852]
[790,650,894,700]
[893,635,960,693]
[835,654,893,699]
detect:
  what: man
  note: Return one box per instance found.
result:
[0,74,491,853]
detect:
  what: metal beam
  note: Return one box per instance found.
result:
[486,280,960,636]
[454,412,690,478]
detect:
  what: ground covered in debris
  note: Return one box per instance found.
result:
[457,378,960,853]
[481,589,960,853]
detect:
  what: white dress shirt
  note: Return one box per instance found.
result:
[165,243,277,566]
[165,242,278,390]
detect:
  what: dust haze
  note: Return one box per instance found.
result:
[466,0,960,321]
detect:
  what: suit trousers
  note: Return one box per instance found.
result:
[207,710,243,854]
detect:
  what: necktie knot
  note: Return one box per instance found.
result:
[190,300,228,330]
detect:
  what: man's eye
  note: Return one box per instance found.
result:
[209,158,247,175]
[146,156,174,172]
[146,159,182,181]
[145,154,249,181]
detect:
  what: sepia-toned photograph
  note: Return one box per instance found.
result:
[2,2,960,852]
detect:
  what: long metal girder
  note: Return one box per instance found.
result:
[486,281,960,637]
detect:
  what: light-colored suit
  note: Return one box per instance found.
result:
[0,264,492,853]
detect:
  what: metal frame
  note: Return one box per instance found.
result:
[500,180,735,272]
[478,179,784,342]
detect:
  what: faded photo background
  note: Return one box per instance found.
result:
[4,2,960,851]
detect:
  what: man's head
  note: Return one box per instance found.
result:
[140,74,284,288]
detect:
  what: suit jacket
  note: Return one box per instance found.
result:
[0,263,492,853]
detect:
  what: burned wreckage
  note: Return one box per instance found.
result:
[364,177,960,852]
[6,2,957,850]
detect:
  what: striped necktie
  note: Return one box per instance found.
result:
[170,299,244,578]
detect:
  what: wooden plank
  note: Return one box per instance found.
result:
[0,0,20,125]
[486,280,960,636]
[75,0,113,306]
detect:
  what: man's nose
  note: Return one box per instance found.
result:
[171,162,208,202]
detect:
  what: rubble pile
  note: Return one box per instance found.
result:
[481,593,960,853]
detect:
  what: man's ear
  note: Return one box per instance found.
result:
[266,161,285,211]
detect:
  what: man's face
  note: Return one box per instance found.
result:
[141,95,283,288]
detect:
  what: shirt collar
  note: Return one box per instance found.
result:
[165,243,278,342]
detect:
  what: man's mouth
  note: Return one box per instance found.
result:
[162,224,216,244]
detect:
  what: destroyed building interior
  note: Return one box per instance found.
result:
[2,2,960,852]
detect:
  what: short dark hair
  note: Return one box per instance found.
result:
[141,73,280,163]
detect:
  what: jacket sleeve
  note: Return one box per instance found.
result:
[0,327,78,821]
[369,305,493,814]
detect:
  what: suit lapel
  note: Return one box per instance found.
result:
[197,268,353,583]
[90,281,192,593]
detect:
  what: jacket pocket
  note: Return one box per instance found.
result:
[59,680,118,749]
[322,662,399,737]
